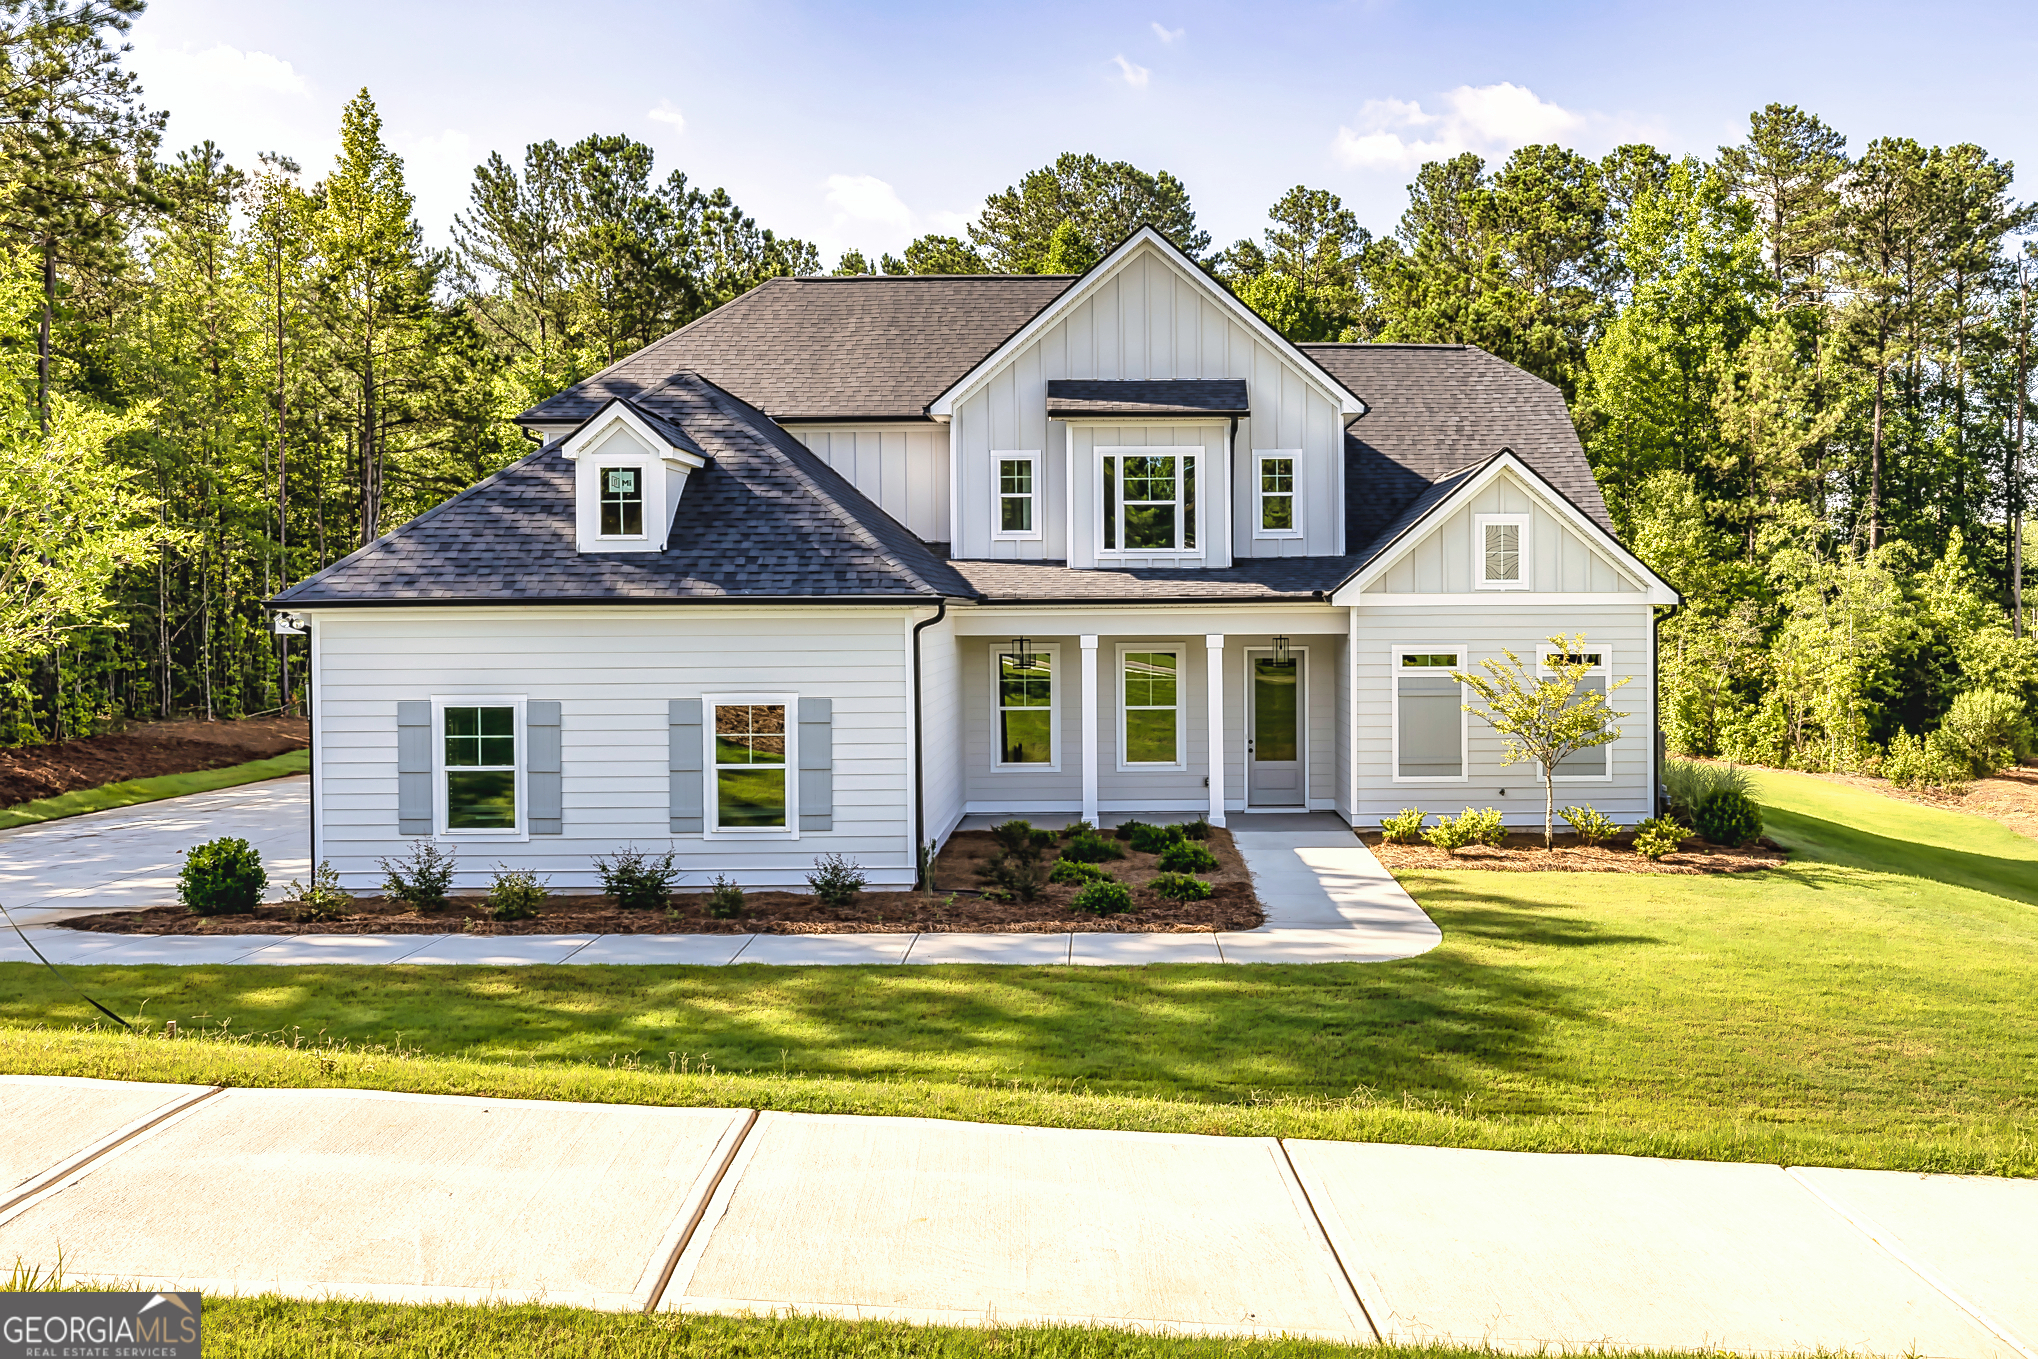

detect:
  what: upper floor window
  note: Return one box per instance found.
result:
[600,467,644,537]
[1256,453,1300,537]
[1474,513,1529,589]
[995,454,1040,539]
[1101,450,1197,554]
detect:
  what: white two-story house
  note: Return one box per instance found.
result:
[272,227,1677,891]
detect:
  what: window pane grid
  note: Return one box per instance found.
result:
[713,703,787,827]
[997,653,1053,764]
[1122,651,1180,764]
[1484,522,1520,581]
[1104,454,1193,552]
[600,467,643,536]
[1260,457,1294,531]
[998,458,1034,534]
[444,706,515,830]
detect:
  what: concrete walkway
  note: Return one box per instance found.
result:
[1,782,1439,966]
[1,1075,2030,1355]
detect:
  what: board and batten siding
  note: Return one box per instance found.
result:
[312,608,920,890]
[789,424,950,546]
[1352,602,1656,825]
[948,243,1346,562]
[1372,470,1643,595]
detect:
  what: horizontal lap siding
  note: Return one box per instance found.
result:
[1354,603,1655,824]
[315,612,914,890]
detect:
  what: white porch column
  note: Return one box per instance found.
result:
[1079,635,1100,826]
[1205,633,1226,827]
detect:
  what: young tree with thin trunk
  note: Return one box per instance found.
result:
[1454,635,1631,849]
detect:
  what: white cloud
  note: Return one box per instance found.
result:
[1151,22,1184,43]
[1112,54,1151,89]
[648,100,685,132]
[135,40,310,97]
[825,173,915,232]
[1332,82,1592,171]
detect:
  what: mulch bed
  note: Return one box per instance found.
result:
[0,717,309,808]
[1361,829,1788,874]
[58,825,1264,936]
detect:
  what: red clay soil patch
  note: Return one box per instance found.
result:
[1361,830,1787,875]
[0,717,309,808]
[59,826,1263,936]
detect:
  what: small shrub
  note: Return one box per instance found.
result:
[594,845,681,909]
[1885,729,1970,794]
[485,866,547,921]
[1180,818,1213,841]
[1147,872,1212,901]
[179,837,266,916]
[379,839,457,912]
[1380,808,1426,844]
[1059,831,1125,863]
[1693,789,1763,847]
[978,850,1050,902]
[1128,822,1187,854]
[1662,759,1753,820]
[1069,879,1134,915]
[704,876,746,920]
[990,819,1055,856]
[1157,840,1219,873]
[1058,820,1096,840]
[1112,818,1151,843]
[1462,806,1507,847]
[1938,689,2024,777]
[808,852,867,906]
[1559,806,1618,847]
[1422,809,1478,854]
[1632,815,1689,861]
[1049,858,1114,885]
[282,860,349,922]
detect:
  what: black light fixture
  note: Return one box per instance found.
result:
[1010,637,1036,669]
[1271,635,1290,665]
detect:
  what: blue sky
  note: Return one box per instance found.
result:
[131,0,2036,263]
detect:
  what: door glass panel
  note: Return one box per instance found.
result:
[1252,659,1298,762]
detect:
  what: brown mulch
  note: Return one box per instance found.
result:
[58,824,1264,936]
[0,717,309,808]
[1361,829,1788,874]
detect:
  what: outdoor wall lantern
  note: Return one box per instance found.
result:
[1010,637,1036,669]
[1271,635,1290,664]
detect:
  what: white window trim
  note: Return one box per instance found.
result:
[1474,513,1531,590]
[1096,446,1204,560]
[988,642,1061,772]
[1389,646,1470,785]
[991,450,1043,541]
[1252,450,1304,539]
[1536,644,1618,783]
[702,691,800,839]
[1115,641,1188,772]
[594,461,651,542]
[431,694,529,840]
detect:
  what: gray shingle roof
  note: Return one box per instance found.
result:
[519,275,1075,426]
[1299,343,1612,556]
[1044,379,1250,419]
[274,373,975,606]
[950,557,1352,603]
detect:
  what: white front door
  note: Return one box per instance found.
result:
[1245,649,1304,807]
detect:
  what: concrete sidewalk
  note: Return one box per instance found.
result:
[0,1075,2030,1355]
[2,783,1440,966]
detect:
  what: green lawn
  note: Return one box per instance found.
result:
[0,749,308,830]
[3,758,2032,1176]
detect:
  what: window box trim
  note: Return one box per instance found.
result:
[1389,646,1469,785]
[590,450,656,544]
[1252,450,1304,540]
[702,691,800,839]
[1536,644,1617,783]
[988,642,1061,772]
[431,694,529,839]
[1095,446,1204,561]
[1115,641,1188,772]
[991,450,1044,542]
[1473,513,1531,590]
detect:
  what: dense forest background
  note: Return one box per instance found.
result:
[2,2,2033,782]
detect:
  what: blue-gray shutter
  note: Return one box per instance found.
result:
[669,699,703,833]
[397,701,432,835]
[527,701,562,834]
[1397,676,1464,778]
[799,698,833,832]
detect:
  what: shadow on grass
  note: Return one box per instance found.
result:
[1767,805,2038,908]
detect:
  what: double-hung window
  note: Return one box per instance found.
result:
[994,646,1056,767]
[1101,450,1196,554]
[600,467,644,537]
[443,704,519,830]
[1394,649,1465,780]
[1119,646,1184,767]
[1256,452,1301,537]
[1474,513,1530,589]
[712,701,790,829]
[994,453,1040,538]
[1539,647,1613,779]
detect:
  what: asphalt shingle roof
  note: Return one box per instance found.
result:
[950,558,1353,602]
[1044,379,1251,419]
[519,275,1076,426]
[274,373,974,606]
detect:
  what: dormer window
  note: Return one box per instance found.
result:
[600,468,643,537]
[1100,449,1197,555]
